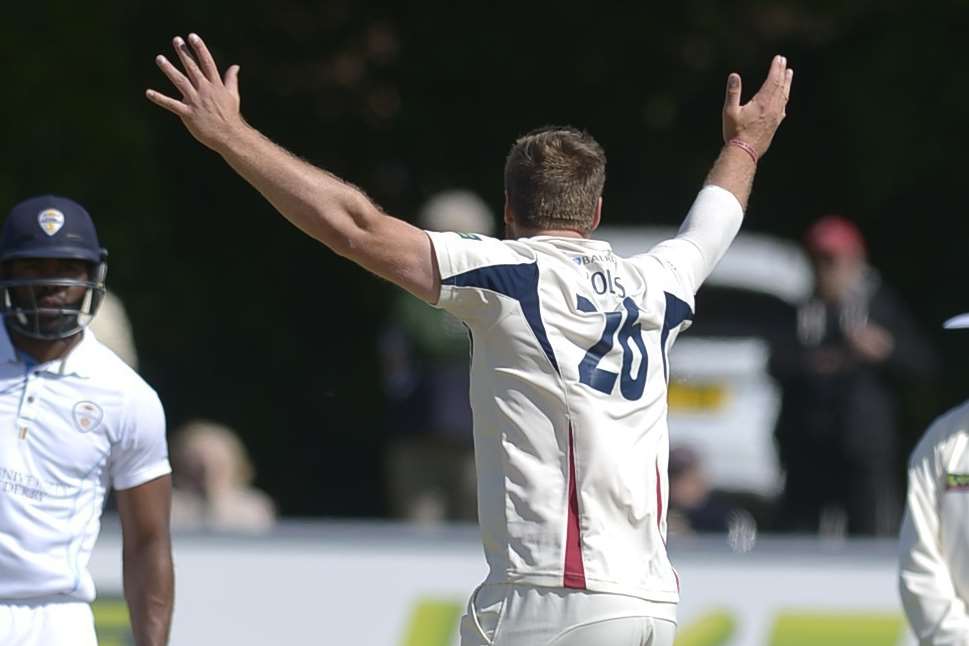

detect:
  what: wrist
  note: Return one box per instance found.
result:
[212,118,254,157]
[726,138,758,164]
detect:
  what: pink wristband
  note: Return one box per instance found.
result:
[728,138,758,164]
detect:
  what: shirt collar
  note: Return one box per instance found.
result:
[58,331,99,378]
[0,324,98,378]
[0,325,15,365]
[529,236,614,251]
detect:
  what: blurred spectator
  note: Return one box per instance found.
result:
[91,290,139,515]
[170,419,276,533]
[90,289,138,369]
[381,190,493,523]
[668,445,753,538]
[770,216,936,536]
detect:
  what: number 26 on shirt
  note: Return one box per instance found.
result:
[576,294,648,401]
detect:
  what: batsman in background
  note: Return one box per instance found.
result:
[148,34,791,645]
[0,196,173,646]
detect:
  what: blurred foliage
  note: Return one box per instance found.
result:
[2,0,968,515]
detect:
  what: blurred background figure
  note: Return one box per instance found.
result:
[89,290,138,370]
[90,290,140,517]
[668,445,755,541]
[170,419,276,533]
[770,215,936,537]
[380,190,494,524]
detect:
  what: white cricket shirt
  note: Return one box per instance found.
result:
[900,400,969,645]
[0,327,170,602]
[427,185,744,607]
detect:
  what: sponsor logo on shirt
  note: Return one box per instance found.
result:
[945,472,969,491]
[572,252,616,266]
[0,468,71,501]
[73,401,104,433]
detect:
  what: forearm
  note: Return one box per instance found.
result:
[669,184,744,288]
[215,122,380,255]
[645,155,747,294]
[123,537,174,646]
[704,144,757,211]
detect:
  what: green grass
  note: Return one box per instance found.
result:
[769,612,904,646]
[674,610,736,646]
[92,597,134,646]
[401,599,464,646]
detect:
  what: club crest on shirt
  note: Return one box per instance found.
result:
[946,472,969,491]
[37,209,65,236]
[72,401,103,433]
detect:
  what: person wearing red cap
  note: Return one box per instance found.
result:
[770,215,936,536]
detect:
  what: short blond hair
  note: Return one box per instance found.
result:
[504,126,606,233]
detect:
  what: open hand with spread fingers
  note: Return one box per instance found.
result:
[146,34,244,152]
[722,55,793,162]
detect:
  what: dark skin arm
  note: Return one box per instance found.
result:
[116,475,174,646]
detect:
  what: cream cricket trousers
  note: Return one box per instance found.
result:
[0,597,98,646]
[460,583,677,646]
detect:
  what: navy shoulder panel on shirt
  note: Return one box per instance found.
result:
[660,292,694,380]
[443,262,559,373]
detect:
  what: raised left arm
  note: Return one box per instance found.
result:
[117,475,174,646]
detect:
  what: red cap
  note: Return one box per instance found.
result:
[804,215,866,258]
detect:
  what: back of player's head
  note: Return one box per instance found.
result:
[504,126,606,233]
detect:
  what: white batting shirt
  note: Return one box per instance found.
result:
[0,327,170,602]
[427,185,744,611]
[900,400,969,645]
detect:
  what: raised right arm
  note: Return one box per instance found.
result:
[648,55,793,294]
[708,55,793,210]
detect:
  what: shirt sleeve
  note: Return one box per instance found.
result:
[426,230,533,325]
[637,184,744,296]
[899,420,969,645]
[111,385,172,491]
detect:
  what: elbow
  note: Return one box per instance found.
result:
[315,197,381,259]
[327,225,371,261]
[122,533,174,594]
[123,530,171,563]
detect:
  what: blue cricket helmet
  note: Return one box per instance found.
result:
[0,196,109,340]
[0,195,107,264]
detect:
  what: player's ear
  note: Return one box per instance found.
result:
[503,192,514,227]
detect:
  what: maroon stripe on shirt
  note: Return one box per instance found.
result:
[656,459,680,591]
[564,425,587,589]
